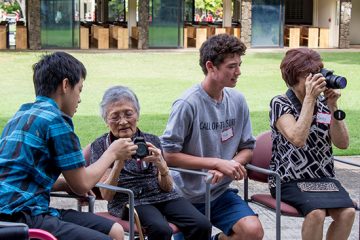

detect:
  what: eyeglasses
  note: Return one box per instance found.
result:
[107,111,136,124]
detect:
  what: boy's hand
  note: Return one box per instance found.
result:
[107,138,137,161]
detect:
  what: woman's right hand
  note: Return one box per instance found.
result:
[107,138,137,162]
[305,73,327,100]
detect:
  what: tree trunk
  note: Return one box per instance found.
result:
[26,0,41,49]
[138,0,149,49]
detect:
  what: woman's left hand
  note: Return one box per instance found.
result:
[324,88,341,110]
[142,142,168,172]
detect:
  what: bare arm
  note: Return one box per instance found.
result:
[164,150,247,183]
[99,160,125,201]
[276,73,327,147]
[324,89,349,149]
[62,138,136,195]
[52,177,71,192]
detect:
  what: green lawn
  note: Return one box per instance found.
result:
[0,50,359,155]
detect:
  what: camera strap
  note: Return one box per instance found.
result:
[285,89,302,114]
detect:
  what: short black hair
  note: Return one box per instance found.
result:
[199,34,247,75]
[32,52,87,97]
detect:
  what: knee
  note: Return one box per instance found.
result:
[306,209,326,224]
[338,207,356,221]
[149,224,172,239]
[233,217,264,240]
[194,217,212,233]
[242,224,264,240]
[109,223,124,240]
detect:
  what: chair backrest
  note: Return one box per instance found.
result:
[248,131,272,183]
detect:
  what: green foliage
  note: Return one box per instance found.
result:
[195,0,223,18]
[0,1,20,14]
[108,0,125,21]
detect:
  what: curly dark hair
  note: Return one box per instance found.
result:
[280,48,323,87]
[199,34,246,75]
[33,51,87,97]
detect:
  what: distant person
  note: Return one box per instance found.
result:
[195,13,200,22]
[87,85,212,240]
[161,34,264,240]
[0,52,127,240]
[55,9,62,23]
[269,48,355,239]
[206,13,213,23]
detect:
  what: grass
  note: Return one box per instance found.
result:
[0,50,359,155]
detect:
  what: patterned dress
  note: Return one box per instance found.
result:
[268,91,354,215]
[89,129,179,218]
[269,94,335,189]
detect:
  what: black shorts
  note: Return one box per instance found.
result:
[0,209,115,240]
[271,178,355,216]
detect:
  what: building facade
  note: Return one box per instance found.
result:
[20,0,360,49]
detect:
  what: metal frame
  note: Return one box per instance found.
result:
[85,167,213,240]
[169,167,213,220]
[244,157,360,240]
[244,164,283,240]
[95,183,136,240]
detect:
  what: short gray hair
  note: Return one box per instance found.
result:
[100,85,140,121]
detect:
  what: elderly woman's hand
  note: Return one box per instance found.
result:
[324,88,341,111]
[305,73,327,100]
[142,142,168,173]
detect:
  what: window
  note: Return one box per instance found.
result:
[285,0,312,25]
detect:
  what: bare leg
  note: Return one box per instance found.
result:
[109,223,124,240]
[302,209,326,240]
[218,216,263,240]
[326,207,355,240]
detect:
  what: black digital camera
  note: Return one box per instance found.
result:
[320,68,347,89]
[133,137,149,159]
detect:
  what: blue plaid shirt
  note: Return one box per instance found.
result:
[0,96,85,216]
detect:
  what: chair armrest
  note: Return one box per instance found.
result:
[0,221,28,240]
[246,164,280,178]
[50,192,96,213]
[169,167,213,220]
[334,157,360,168]
[95,183,135,240]
[245,163,282,225]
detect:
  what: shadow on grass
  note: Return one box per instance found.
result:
[1,110,359,155]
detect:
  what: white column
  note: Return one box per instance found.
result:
[223,0,232,27]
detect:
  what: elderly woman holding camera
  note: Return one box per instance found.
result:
[269,48,355,240]
[88,85,211,240]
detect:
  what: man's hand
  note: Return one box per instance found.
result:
[107,138,137,162]
[208,169,224,184]
[214,159,247,180]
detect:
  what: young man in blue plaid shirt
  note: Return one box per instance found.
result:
[0,52,138,240]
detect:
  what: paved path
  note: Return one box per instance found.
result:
[50,157,360,240]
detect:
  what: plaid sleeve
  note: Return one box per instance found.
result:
[47,116,85,171]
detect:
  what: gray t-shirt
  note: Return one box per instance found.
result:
[161,84,255,203]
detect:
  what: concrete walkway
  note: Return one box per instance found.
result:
[50,156,360,240]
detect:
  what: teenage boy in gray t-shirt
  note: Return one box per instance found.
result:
[161,34,264,240]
